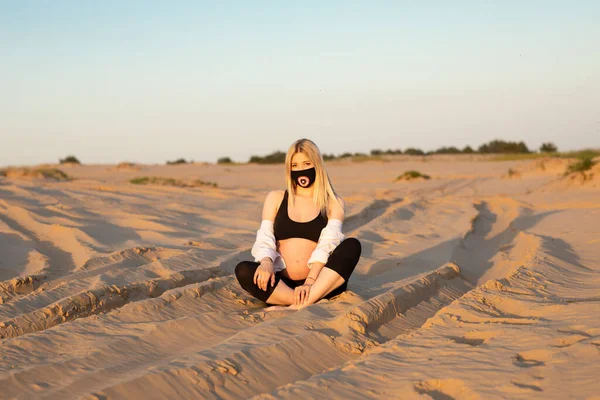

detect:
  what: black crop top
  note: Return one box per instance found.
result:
[274,190,328,243]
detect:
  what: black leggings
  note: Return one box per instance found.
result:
[235,238,361,304]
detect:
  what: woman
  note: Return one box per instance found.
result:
[235,138,361,309]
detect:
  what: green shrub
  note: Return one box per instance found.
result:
[395,170,431,181]
[490,153,549,161]
[130,177,153,185]
[565,157,595,175]
[489,148,599,161]
[193,179,218,188]
[0,167,71,180]
[560,149,600,160]
[370,149,384,156]
[462,146,474,154]
[130,176,217,188]
[37,168,70,180]
[59,155,81,164]
[352,155,385,163]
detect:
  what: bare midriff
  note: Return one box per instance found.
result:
[277,238,317,280]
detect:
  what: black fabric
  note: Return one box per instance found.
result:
[291,167,316,188]
[324,237,361,282]
[235,237,361,305]
[273,190,328,243]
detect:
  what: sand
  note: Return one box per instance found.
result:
[0,155,598,399]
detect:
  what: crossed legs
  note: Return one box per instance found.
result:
[235,238,361,307]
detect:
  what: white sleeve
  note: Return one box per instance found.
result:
[307,219,344,267]
[251,220,283,269]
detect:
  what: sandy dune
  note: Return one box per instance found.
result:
[0,156,598,399]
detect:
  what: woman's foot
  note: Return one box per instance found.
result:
[288,297,328,310]
[264,305,292,312]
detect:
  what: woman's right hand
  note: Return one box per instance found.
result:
[254,258,276,291]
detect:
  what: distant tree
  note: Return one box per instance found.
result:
[370,149,384,156]
[166,158,188,165]
[540,142,558,153]
[516,141,530,153]
[462,146,474,154]
[217,157,233,164]
[477,140,530,154]
[59,155,81,164]
[322,153,336,161]
[263,151,286,164]
[433,146,461,154]
[339,152,353,158]
[404,148,425,156]
[354,152,367,157]
[248,151,286,164]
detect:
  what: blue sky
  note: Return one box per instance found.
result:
[1,1,599,165]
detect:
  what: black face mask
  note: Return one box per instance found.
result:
[291,167,316,188]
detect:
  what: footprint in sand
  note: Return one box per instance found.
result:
[446,336,486,346]
[552,334,589,348]
[446,331,496,346]
[414,378,480,400]
[511,381,543,392]
[513,349,553,368]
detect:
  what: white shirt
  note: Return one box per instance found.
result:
[251,219,344,271]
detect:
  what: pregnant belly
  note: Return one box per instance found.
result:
[278,238,317,280]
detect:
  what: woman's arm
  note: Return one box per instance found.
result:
[306,196,346,274]
[250,190,285,269]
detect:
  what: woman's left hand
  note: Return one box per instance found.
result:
[294,283,312,305]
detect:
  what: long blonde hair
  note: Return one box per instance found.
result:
[285,138,343,217]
